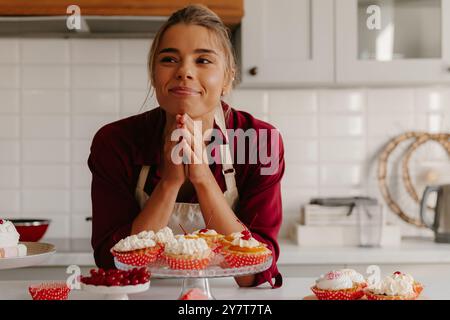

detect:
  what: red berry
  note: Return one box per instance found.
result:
[121,279,131,286]
[0,219,3,224]
[131,279,139,286]
[394,271,402,275]
[89,269,97,276]
[199,228,209,233]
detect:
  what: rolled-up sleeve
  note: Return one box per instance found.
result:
[236,129,285,288]
[87,126,140,269]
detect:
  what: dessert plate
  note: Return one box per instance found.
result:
[81,282,150,300]
[0,242,55,270]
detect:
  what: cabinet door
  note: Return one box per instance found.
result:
[336,0,450,84]
[239,0,334,86]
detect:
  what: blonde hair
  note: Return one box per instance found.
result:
[147,4,237,90]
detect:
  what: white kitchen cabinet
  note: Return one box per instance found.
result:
[239,0,334,86]
[336,0,450,84]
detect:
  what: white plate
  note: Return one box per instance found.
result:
[81,282,150,300]
[0,242,56,270]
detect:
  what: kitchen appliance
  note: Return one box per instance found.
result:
[420,184,450,243]
[9,219,51,242]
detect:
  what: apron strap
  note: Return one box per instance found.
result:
[135,165,150,209]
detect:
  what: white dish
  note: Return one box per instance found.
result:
[0,242,55,270]
[81,282,150,300]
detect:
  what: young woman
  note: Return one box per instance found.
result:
[88,4,284,288]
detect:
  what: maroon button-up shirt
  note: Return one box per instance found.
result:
[88,101,285,288]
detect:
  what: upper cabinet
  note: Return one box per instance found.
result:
[239,0,334,87]
[238,0,450,86]
[336,0,450,84]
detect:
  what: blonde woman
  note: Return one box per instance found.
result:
[88,4,284,288]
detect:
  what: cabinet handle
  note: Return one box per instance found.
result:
[249,66,258,76]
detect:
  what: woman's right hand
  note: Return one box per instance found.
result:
[160,118,186,188]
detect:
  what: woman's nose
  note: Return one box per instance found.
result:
[175,63,194,80]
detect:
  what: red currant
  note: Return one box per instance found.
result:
[394,271,402,275]
[0,219,3,224]
[199,228,209,233]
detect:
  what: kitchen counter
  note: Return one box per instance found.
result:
[38,237,450,267]
[0,276,446,300]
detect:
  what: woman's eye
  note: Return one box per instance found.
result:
[196,58,212,64]
[160,56,177,63]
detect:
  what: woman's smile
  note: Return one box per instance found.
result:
[169,86,202,97]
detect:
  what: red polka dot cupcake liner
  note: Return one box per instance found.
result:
[311,285,365,300]
[28,282,71,300]
[164,254,212,270]
[111,245,162,267]
[222,250,271,268]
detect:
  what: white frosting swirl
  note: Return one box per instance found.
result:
[316,271,354,290]
[339,269,366,284]
[0,220,20,247]
[112,232,156,252]
[193,229,218,236]
[227,231,261,248]
[164,237,211,258]
[369,272,416,296]
[155,227,174,244]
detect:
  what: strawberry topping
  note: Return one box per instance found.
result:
[394,271,402,275]
[0,219,3,224]
[199,228,209,234]
[241,230,252,240]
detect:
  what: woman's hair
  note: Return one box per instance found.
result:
[147,4,237,90]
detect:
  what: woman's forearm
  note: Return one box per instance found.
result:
[131,179,181,234]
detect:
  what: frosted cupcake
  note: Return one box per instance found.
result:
[192,228,224,253]
[221,230,272,268]
[154,227,175,249]
[163,236,212,270]
[311,270,366,300]
[365,271,423,300]
[0,219,27,258]
[111,230,161,267]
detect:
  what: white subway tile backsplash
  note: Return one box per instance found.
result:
[319,115,364,137]
[71,165,92,188]
[319,187,367,197]
[22,66,69,89]
[22,165,70,188]
[71,189,91,212]
[283,164,318,187]
[0,141,20,163]
[22,116,70,139]
[0,165,20,188]
[0,116,20,138]
[415,88,450,113]
[121,65,149,90]
[72,90,119,114]
[416,114,450,133]
[72,115,117,139]
[121,90,157,114]
[367,114,414,138]
[0,90,19,113]
[319,90,366,113]
[271,115,318,138]
[283,139,318,163]
[71,39,119,64]
[0,190,20,214]
[0,39,19,64]
[320,164,363,187]
[22,90,69,114]
[120,39,151,64]
[0,66,19,88]
[21,39,69,64]
[282,187,319,214]
[71,140,91,164]
[22,140,70,163]
[268,90,317,115]
[22,190,70,213]
[72,65,119,89]
[229,90,268,115]
[320,139,366,162]
[41,215,70,239]
[367,89,414,114]
[71,214,92,238]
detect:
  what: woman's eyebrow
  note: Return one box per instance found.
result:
[158,48,218,55]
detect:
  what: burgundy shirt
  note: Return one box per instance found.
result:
[88,101,285,288]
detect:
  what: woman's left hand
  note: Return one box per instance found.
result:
[176,114,214,186]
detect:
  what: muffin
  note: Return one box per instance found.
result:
[365,271,423,300]
[192,228,224,253]
[311,270,366,300]
[111,230,162,267]
[163,236,212,270]
[221,230,272,268]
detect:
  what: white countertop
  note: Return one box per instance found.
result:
[39,237,450,267]
[0,276,446,300]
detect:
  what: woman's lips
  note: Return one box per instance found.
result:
[169,87,201,97]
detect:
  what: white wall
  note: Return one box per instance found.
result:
[0,38,449,239]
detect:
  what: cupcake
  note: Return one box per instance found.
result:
[0,219,27,258]
[111,230,161,267]
[154,227,175,250]
[192,228,224,253]
[163,236,212,270]
[365,271,423,300]
[311,270,366,300]
[221,230,272,268]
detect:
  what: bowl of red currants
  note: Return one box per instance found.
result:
[80,268,150,300]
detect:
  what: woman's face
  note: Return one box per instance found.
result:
[154,23,228,119]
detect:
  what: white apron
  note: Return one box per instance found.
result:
[134,104,239,235]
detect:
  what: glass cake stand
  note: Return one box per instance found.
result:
[0,242,55,270]
[114,254,272,300]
